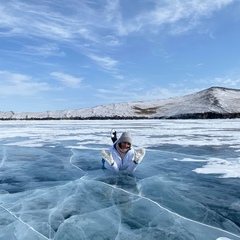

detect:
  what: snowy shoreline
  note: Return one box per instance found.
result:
[1,86,240,120]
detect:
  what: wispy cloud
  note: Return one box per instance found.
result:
[1,1,234,43]
[50,72,83,88]
[200,76,240,87]
[22,43,65,57]
[0,71,50,95]
[88,54,119,73]
[0,0,237,83]
[96,85,188,103]
[130,0,235,35]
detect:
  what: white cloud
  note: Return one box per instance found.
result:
[0,0,237,75]
[0,0,235,40]
[130,0,235,35]
[50,72,83,88]
[205,76,240,87]
[0,0,236,52]
[0,1,95,42]
[0,71,50,95]
[88,54,119,73]
[22,43,65,57]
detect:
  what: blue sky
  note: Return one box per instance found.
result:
[1,0,240,112]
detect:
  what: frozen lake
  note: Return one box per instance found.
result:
[0,119,240,240]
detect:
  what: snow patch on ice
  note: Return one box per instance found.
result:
[217,238,234,240]
[174,158,208,162]
[193,157,240,178]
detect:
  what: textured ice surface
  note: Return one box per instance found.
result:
[0,119,240,240]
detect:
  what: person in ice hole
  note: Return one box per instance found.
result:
[101,130,146,173]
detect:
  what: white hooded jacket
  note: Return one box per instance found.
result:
[103,140,138,173]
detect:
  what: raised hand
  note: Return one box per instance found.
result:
[101,150,114,166]
[134,148,146,164]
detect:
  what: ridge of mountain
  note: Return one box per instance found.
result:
[1,86,240,120]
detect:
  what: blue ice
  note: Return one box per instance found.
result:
[0,119,240,240]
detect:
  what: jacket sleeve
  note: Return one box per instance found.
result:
[125,149,138,174]
[103,160,119,173]
[125,160,138,174]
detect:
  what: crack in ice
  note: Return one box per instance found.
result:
[0,147,7,169]
[88,179,240,239]
[0,204,49,240]
[67,147,240,239]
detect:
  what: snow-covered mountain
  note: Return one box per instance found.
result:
[1,86,240,120]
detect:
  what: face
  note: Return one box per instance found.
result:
[120,142,131,149]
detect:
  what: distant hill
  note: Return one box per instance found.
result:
[1,86,240,120]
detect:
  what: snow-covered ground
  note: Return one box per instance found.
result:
[0,119,240,240]
[1,87,240,119]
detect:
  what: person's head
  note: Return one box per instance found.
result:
[118,132,132,149]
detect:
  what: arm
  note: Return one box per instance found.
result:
[126,148,146,173]
[103,160,119,173]
[125,160,138,174]
[101,149,119,173]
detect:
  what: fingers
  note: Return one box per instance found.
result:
[134,148,146,164]
[101,150,114,166]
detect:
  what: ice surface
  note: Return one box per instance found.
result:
[0,119,240,240]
